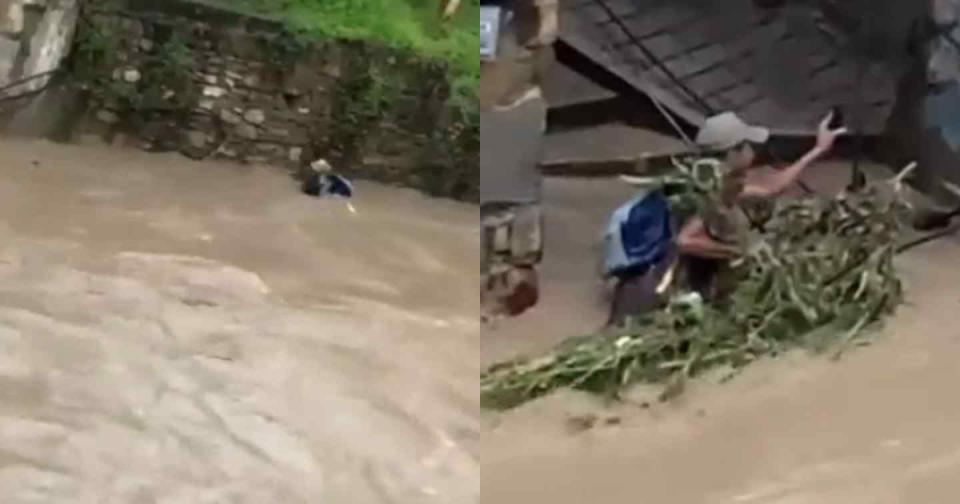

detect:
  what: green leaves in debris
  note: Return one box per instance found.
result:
[481,158,910,411]
[623,157,725,222]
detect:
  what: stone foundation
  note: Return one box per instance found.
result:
[65,0,477,202]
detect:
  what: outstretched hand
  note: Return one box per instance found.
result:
[815,111,848,153]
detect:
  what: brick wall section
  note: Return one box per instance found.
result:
[73,0,478,202]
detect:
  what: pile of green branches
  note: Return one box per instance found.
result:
[481,159,913,411]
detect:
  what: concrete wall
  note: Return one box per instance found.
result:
[0,0,83,138]
[0,0,78,93]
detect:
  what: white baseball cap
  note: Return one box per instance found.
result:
[695,112,770,151]
[310,158,332,173]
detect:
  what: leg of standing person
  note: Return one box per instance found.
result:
[607,249,676,327]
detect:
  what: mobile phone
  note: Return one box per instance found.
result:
[829,106,845,129]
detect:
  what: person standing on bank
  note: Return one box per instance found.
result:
[606,111,847,327]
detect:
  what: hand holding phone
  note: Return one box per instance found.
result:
[828,106,845,130]
[816,108,849,153]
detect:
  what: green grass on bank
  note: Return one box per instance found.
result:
[220,0,479,104]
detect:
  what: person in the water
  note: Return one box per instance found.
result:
[302,159,353,198]
[606,111,846,326]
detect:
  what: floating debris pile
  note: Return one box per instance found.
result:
[481,159,913,410]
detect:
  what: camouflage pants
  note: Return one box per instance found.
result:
[482,204,543,318]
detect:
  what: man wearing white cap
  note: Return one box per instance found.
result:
[301,158,354,198]
[677,111,846,298]
[606,110,845,325]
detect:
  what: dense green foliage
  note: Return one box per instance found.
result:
[221,0,479,101]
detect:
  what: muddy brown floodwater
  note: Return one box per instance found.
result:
[484,172,960,504]
[0,139,479,503]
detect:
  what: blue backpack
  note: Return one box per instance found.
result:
[603,189,674,277]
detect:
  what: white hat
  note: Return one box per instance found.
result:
[310,158,332,173]
[695,112,770,151]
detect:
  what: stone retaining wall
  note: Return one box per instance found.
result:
[70,0,478,201]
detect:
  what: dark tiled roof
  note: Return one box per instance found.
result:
[560,0,901,135]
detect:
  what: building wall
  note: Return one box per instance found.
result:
[902,0,960,202]
[0,0,79,93]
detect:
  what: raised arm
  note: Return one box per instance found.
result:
[742,112,847,199]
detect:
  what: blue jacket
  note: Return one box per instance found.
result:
[603,189,674,278]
